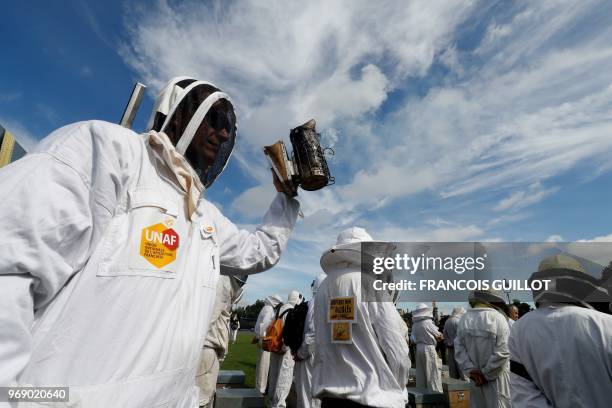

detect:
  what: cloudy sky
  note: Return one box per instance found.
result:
[2,0,612,310]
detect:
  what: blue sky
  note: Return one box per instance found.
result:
[2,0,612,313]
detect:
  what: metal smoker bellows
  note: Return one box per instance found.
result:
[290,119,335,191]
[263,119,335,197]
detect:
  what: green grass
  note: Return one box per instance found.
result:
[220,331,259,388]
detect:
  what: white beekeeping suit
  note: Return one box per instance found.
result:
[197,275,245,408]
[230,316,240,344]
[443,306,466,380]
[509,254,612,407]
[295,274,326,408]
[454,290,511,408]
[312,227,411,408]
[412,303,443,393]
[268,290,303,408]
[254,294,283,394]
[0,77,300,407]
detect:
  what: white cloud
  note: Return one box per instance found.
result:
[578,234,612,242]
[493,183,559,212]
[119,1,612,301]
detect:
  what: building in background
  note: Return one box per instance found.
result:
[0,124,27,168]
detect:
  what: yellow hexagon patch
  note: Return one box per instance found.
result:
[140,223,180,269]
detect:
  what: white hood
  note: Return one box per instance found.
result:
[265,294,283,308]
[320,227,394,273]
[286,290,303,306]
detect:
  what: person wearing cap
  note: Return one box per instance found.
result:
[312,227,411,408]
[294,274,326,408]
[509,254,612,407]
[454,289,511,408]
[412,303,444,392]
[254,294,284,395]
[443,306,467,380]
[197,275,246,407]
[268,290,303,408]
[0,77,300,406]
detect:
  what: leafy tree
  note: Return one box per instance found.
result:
[235,299,266,319]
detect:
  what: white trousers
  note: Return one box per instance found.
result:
[196,348,219,408]
[256,348,271,394]
[230,329,238,343]
[294,354,320,408]
[416,343,442,393]
[268,350,295,408]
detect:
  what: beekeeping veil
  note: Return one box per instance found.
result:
[147,76,237,188]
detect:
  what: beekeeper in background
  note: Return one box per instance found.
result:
[412,303,443,392]
[454,289,511,408]
[313,227,410,408]
[197,275,245,407]
[443,306,466,380]
[230,314,240,344]
[0,77,300,407]
[509,254,612,407]
[268,290,303,408]
[254,294,284,395]
[295,274,326,408]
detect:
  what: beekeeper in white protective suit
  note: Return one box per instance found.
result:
[313,227,411,408]
[295,274,326,408]
[443,306,467,380]
[509,254,612,408]
[412,303,443,392]
[268,290,303,408]
[454,289,511,408]
[254,294,284,394]
[197,274,246,407]
[0,77,300,407]
[230,315,240,344]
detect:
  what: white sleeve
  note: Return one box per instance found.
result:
[371,302,411,386]
[0,121,136,385]
[254,307,266,339]
[482,316,511,381]
[509,327,552,407]
[214,193,300,275]
[453,328,475,374]
[510,374,552,407]
[425,319,442,338]
[257,307,275,338]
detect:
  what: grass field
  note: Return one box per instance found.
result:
[220,331,259,388]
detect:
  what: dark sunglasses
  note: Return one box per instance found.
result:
[205,106,233,133]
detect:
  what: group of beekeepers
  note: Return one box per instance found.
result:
[0,75,611,408]
[252,232,611,408]
[409,252,612,408]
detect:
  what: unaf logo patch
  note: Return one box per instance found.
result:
[140,223,180,269]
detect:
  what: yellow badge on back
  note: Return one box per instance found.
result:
[329,297,355,344]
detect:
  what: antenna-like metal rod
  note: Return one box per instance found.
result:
[119,82,146,129]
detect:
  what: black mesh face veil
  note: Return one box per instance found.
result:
[185,97,236,189]
[148,78,237,188]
